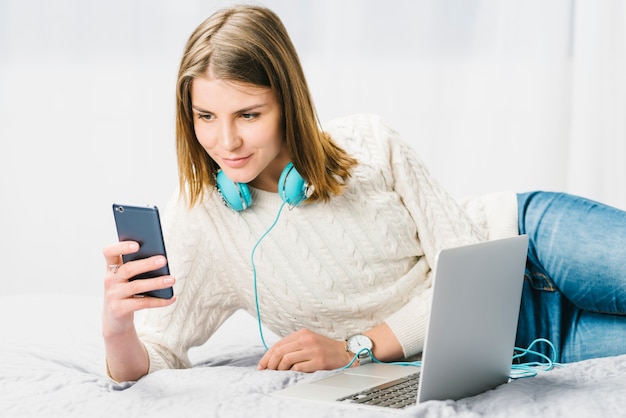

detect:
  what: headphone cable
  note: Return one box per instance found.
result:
[251,200,289,350]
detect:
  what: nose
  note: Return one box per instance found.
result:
[219,120,242,151]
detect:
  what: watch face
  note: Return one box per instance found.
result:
[347,334,373,353]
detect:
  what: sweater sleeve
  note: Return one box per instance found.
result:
[135,193,240,373]
[372,116,488,357]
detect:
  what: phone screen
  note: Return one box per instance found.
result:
[112,204,173,299]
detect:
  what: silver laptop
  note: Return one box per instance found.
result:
[272,235,529,410]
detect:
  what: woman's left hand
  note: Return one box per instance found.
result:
[257,329,352,372]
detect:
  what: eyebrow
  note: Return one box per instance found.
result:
[191,103,268,115]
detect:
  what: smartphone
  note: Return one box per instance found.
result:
[112,203,173,299]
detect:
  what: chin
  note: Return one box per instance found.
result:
[220,169,257,185]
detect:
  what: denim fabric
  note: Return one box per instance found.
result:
[516,191,626,363]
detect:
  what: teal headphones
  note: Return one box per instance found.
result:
[215,162,309,211]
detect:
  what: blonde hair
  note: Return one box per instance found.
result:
[175,5,357,207]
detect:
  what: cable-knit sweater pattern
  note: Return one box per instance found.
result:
[136,114,519,372]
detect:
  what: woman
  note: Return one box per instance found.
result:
[102,5,626,383]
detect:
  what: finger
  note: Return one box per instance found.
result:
[105,257,168,296]
[105,288,176,314]
[277,350,309,371]
[119,293,177,312]
[257,343,277,369]
[103,241,140,266]
[258,351,269,369]
[104,293,177,334]
[126,276,175,299]
[104,276,176,313]
[263,341,304,371]
[289,358,318,373]
[258,330,315,370]
[115,255,168,281]
[105,271,174,300]
[258,335,290,369]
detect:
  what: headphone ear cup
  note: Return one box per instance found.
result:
[216,170,252,211]
[278,162,308,206]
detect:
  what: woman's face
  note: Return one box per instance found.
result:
[190,74,289,192]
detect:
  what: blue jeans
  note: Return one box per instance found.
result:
[516,191,626,363]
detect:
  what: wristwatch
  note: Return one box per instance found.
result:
[346,334,373,365]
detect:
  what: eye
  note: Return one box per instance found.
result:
[194,111,213,121]
[241,112,259,121]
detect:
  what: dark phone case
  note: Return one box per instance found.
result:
[112,204,173,299]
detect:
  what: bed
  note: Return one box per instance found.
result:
[2,293,626,417]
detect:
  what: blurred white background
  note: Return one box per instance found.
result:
[1,0,624,296]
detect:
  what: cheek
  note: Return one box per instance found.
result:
[193,123,215,151]
[258,124,283,152]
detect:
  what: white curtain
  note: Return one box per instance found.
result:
[567,0,626,209]
[1,0,624,296]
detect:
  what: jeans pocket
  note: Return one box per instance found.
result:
[525,269,557,292]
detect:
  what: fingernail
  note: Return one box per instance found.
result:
[129,242,139,251]
[164,276,175,284]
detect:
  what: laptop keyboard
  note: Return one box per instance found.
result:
[336,371,421,409]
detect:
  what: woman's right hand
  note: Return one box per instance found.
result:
[102,241,176,338]
[102,241,176,382]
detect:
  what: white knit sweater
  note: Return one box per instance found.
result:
[136,114,519,373]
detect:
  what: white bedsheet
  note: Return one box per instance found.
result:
[1,294,625,417]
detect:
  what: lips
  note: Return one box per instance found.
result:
[221,155,251,169]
